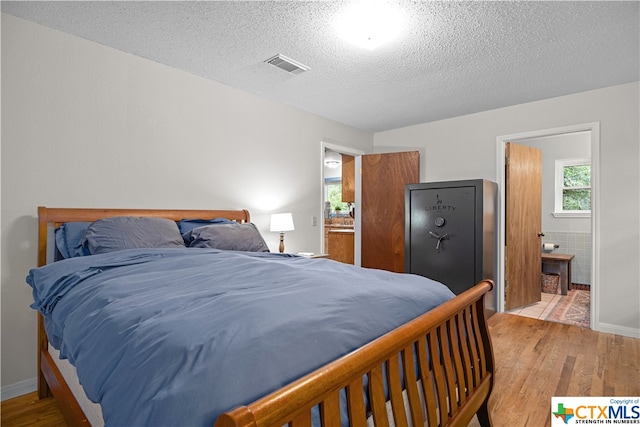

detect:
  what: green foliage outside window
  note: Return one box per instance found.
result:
[327,183,350,213]
[563,164,591,211]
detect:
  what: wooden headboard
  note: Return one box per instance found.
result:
[37,206,251,267]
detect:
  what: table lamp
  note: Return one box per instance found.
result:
[270,213,295,253]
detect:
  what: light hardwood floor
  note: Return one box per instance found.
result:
[472,313,640,426]
[506,291,563,320]
[2,313,639,427]
[1,391,65,427]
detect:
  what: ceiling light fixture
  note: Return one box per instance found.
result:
[325,159,341,168]
[335,1,405,50]
[324,150,342,168]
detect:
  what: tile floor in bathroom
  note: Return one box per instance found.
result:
[506,292,561,320]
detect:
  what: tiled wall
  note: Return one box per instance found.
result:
[543,232,591,285]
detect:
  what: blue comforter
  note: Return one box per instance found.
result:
[27,248,454,427]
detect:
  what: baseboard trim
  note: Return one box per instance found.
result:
[596,322,640,339]
[0,377,37,401]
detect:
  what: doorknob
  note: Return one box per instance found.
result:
[538,232,545,237]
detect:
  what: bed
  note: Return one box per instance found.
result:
[31,206,495,427]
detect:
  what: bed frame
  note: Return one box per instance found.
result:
[35,206,495,427]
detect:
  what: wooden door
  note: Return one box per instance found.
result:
[361,151,420,272]
[505,142,542,310]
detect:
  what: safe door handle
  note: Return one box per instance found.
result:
[429,231,449,249]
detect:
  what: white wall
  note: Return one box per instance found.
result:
[1,14,373,390]
[374,81,640,337]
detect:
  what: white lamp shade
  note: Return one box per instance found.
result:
[270,213,295,232]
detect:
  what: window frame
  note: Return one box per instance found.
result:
[553,158,591,218]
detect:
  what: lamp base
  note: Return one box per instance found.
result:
[279,232,285,253]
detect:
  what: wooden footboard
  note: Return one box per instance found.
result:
[215,280,495,427]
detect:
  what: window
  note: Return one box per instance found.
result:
[554,158,591,217]
[325,178,350,215]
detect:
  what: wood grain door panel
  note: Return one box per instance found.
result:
[361,151,419,272]
[505,143,542,310]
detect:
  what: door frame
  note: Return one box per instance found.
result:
[321,141,364,264]
[495,122,600,330]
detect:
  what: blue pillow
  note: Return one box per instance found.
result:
[54,222,92,259]
[83,216,186,255]
[178,218,235,236]
[186,223,270,252]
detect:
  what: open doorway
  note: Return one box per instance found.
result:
[497,123,599,330]
[320,142,419,271]
[321,142,363,263]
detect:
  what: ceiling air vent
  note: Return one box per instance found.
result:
[264,54,309,75]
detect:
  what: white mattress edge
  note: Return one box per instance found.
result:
[48,344,105,427]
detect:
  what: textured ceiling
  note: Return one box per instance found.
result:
[3,1,639,132]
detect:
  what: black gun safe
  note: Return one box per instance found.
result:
[405,180,497,308]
